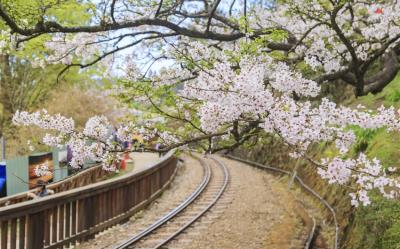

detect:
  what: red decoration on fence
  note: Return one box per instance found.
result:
[120,159,126,170]
[375,8,383,14]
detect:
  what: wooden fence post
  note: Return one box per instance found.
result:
[27,212,45,249]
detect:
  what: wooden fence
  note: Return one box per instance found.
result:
[0,152,178,249]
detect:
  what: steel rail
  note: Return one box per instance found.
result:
[112,154,211,249]
[152,156,229,249]
[304,216,317,249]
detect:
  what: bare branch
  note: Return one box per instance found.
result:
[111,0,117,23]
[206,0,222,32]
[155,0,164,17]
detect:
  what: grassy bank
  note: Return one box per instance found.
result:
[340,75,400,249]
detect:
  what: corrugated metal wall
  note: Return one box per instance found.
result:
[5,148,68,196]
[6,155,29,195]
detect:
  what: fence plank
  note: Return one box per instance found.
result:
[27,212,44,249]
[18,216,25,249]
[65,202,70,240]
[77,199,85,235]
[58,204,64,244]
[84,197,94,240]
[1,220,8,249]
[70,201,77,247]
[44,210,50,246]
[51,207,58,244]
[10,218,17,249]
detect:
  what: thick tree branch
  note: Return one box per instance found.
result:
[363,51,400,95]
[0,3,245,41]
[330,4,364,96]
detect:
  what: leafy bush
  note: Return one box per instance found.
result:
[350,195,400,249]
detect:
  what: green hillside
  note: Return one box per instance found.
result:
[339,75,400,249]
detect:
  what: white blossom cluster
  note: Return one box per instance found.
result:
[12,109,175,170]
[251,1,400,74]
[158,131,180,145]
[33,32,114,71]
[269,62,321,97]
[319,154,399,207]
[115,123,136,143]
[13,110,121,170]
[13,109,75,133]
[83,116,111,141]
[44,33,102,65]
[176,48,400,206]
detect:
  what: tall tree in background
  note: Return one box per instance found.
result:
[0,55,55,136]
[0,0,103,140]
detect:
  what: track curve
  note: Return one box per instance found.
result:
[113,154,229,249]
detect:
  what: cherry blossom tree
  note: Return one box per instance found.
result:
[1,0,400,95]
[4,0,400,207]
[12,45,400,207]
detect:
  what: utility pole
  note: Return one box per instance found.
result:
[288,159,301,189]
[1,136,5,161]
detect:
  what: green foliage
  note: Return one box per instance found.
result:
[0,0,94,64]
[265,29,289,42]
[349,126,380,154]
[349,73,400,167]
[365,131,400,168]
[238,16,250,33]
[348,195,400,249]
[1,0,93,27]
[381,222,400,249]
[386,89,400,104]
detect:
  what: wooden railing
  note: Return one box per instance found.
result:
[0,152,178,249]
[0,164,110,208]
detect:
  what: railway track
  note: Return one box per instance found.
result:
[113,155,230,249]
